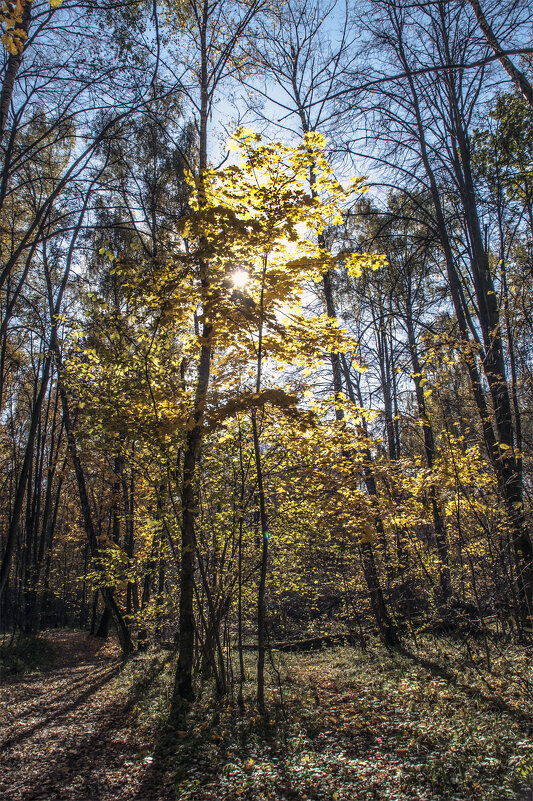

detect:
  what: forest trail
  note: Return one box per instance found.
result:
[0,631,163,801]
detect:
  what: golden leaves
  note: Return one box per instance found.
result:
[1,0,63,54]
[345,251,388,278]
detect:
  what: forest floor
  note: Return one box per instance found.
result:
[0,630,532,801]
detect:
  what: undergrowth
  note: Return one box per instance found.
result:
[117,636,533,801]
[0,633,56,678]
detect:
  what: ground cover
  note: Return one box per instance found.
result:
[0,631,531,801]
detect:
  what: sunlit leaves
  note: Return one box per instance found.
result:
[1,0,63,54]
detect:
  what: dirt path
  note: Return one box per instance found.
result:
[0,631,162,801]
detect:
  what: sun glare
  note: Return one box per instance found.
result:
[231,269,249,290]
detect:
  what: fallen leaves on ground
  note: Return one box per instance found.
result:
[0,631,532,801]
[0,631,168,801]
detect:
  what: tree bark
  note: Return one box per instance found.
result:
[437,10,533,619]
[466,0,533,110]
[0,0,31,142]
[323,264,399,648]
[253,410,269,713]
[405,300,451,602]
[54,366,133,655]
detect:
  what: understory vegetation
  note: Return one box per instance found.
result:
[137,644,533,801]
[0,632,56,677]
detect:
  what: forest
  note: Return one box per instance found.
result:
[0,0,532,799]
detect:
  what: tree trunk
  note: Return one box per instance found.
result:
[55,369,133,655]
[324,281,400,648]
[439,22,533,619]
[173,333,211,703]
[405,303,451,602]
[0,0,31,141]
[396,32,531,612]
[466,0,533,110]
[253,411,269,714]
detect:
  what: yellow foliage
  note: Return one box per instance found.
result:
[1,0,64,54]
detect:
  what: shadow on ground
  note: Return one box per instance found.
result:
[0,631,167,801]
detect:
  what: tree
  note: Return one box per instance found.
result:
[342,0,532,623]
[465,0,533,110]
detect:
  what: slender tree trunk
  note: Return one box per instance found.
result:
[324,278,399,648]
[439,21,533,618]
[465,0,533,110]
[0,1,31,142]
[237,515,246,707]
[173,334,211,703]
[0,346,53,597]
[237,423,247,708]
[253,411,269,714]
[122,457,137,615]
[138,518,162,649]
[405,303,451,602]
[54,365,133,655]
[173,1,212,707]
[396,34,532,609]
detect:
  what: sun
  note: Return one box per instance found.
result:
[231,269,249,290]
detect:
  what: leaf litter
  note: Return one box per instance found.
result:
[0,631,532,801]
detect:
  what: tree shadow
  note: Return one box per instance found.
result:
[398,646,533,733]
[1,656,169,801]
[10,662,120,722]
[133,690,300,801]
[1,662,123,751]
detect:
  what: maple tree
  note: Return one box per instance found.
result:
[63,127,384,698]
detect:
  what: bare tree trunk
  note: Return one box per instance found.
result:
[405,304,451,602]
[465,0,533,110]
[252,260,269,713]
[253,411,269,714]
[0,334,54,599]
[173,336,211,702]
[437,11,533,618]
[56,369,132,653]
[172,1,212,708]
[324,274,400,648]
[394,29,528,608]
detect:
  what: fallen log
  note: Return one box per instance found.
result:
[240,633,362,652]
